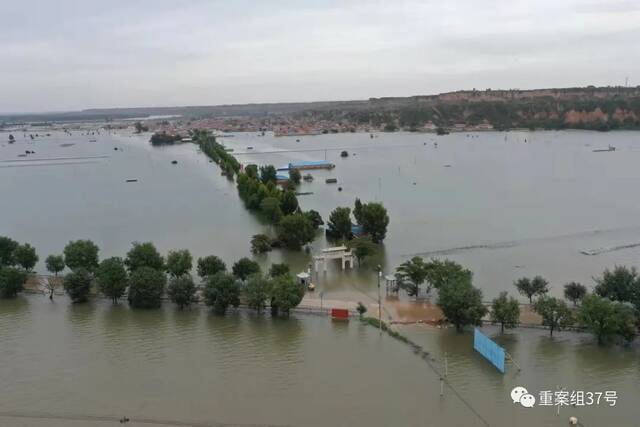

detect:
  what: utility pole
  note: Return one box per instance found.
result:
[377,265,382,335]
[444,352,448,377]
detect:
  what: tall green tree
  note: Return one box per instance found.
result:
[437,276,487,332]
[514,276,549,303]
[0,236,18,266]
[125,242,164,272]
[578,294,637,345]
[45,254,65,276]
[127,266,167,309]
[533,296,573,336]
[395,256,429,298]
[232,257,261,281]
[0,267,27,298]
[13,243,38,272]
[64,240,100,272]
[304,210,324,229]
[167,275,197,309]
[289,168,301,185]
[280,191,299,215]
[96,257,128,304]
[245,274,271,312]
[277,213,316,249]
[166,249,193,278]
[260,165,277,184]
[491,292,520,333]
[270,274,304,317]
[63,267,92,303]
[259,197,283,223]
[197,255,226,280]
[353,198,364,225]
[594,265,638,303]
[327,207,352,240]
[424,259,473,290]
[360,202,389,243]
[564,282,587,306]
[205,272,240,314]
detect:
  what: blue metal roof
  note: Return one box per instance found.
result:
[288,160,332,168]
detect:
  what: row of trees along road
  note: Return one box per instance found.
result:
[188,131,390,254]
[0,236,305,317]
[495,267,638,345]
[391,255,639,345]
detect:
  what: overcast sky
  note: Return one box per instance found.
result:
[2,0,639,112]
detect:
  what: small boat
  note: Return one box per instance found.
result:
[125,179,138,183]
[171,160,178,164]
[89,139,97,142]
[246,146,254,150]
[593,145,616,153]
[325,178,337,184]
[340,150,349,158]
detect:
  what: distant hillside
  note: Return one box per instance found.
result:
[2,86,640,131]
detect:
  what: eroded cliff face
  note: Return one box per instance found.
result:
[564,108,608,124]
[563,108,637,125]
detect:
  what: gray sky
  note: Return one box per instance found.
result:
[2,0,639,113]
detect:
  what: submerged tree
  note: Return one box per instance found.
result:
[251,234,273,254]
[205,272,240,314]
[196,255,226,280]
[167,275,197,309]
[0,236,18,266]
[594,265,638,304]
[63,267,92,303]
[359,202,389,243]
[578,294,636,345]
[437,276,487,332]
[327,207,352,240]
[491,292,520,333]
[96,257,128,304]
[0,267,27,299]
[280,191,299,216]
[245,274,271,312]
[424,259,473,291]
[277,213,316,250]
[127,266,166,309]
[269,274,304,317]
[395,256,429,298]
[533,296,573,336]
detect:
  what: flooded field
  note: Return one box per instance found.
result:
[4,129,640,303]
[0,296,638,427]
[2,129,640,426]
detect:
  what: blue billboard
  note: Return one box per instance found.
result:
[473,328,505,374]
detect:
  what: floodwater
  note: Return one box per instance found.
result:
[0,296,638,427]
[3,129,640,303]
[2,128,640,426]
